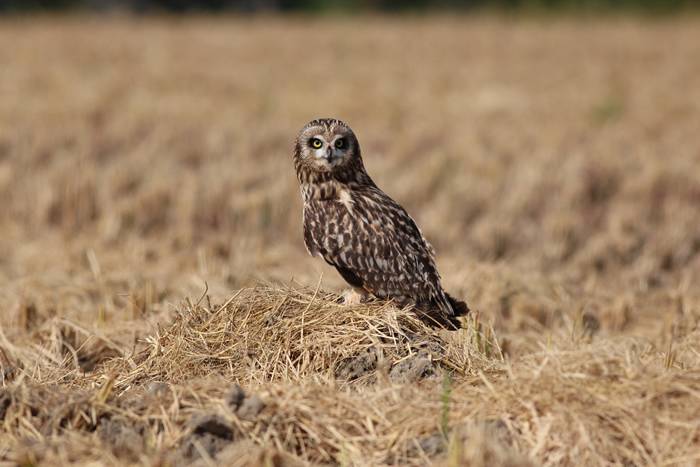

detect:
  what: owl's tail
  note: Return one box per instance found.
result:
[447,293,469,317]
[419,292,469,330]
[444,293,469,329]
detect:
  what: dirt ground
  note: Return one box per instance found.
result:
[1,15,700,466]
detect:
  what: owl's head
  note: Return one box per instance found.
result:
[294,118,361,173]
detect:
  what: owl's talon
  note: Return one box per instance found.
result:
[342,289,367,305]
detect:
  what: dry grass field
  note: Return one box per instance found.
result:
[1,15,700,466]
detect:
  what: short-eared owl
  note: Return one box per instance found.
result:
[293,118,468,329]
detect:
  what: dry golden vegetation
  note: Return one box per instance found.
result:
[1,15,700,466]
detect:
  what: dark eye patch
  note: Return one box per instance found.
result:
[334,138,345,149]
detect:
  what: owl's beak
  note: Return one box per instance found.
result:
[324,147,333,162]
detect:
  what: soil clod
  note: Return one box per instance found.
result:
[335,347,379,381]
[389,352,437,383]
[177,414,237,464]
[191,414,234,440]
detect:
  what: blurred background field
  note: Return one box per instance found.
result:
[1,8,700,467]
[1,0,697,13]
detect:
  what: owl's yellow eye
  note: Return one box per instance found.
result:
[335,138,345,149]
[310,138,323,149]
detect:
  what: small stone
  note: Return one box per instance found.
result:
[236,395,265,421]
[226,385,246,411]
[98,419,144,462]
[146,382,169,396]
[415,433,446,457]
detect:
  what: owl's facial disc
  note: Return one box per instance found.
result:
[297,120,357,173]
[306,134,348,169]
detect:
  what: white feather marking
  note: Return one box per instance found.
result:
[338,189,354,214]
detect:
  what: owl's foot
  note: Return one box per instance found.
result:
[342,288,368,305]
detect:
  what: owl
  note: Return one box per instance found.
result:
[293,118,468,329]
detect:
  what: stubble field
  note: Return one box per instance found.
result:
[1,15,700,466]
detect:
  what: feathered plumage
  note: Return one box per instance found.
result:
[293,118,468,329]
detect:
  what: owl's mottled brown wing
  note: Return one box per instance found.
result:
[303,186,445,308]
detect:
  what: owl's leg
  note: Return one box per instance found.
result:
[342,287,369,305]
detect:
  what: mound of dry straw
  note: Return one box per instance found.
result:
[0,285,511,466]
[2,284,700,466]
